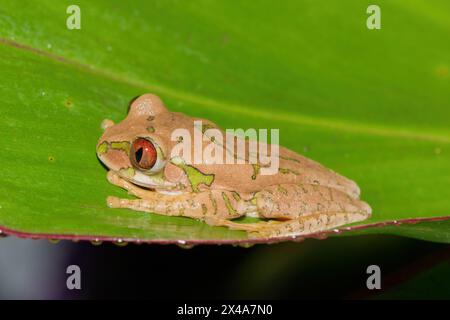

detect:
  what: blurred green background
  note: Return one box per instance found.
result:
[0,0,449,299]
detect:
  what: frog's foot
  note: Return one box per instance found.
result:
[204,211,368,238]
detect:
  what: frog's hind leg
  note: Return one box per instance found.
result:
[204,211,368,238]
[204,183,372,238]
[255,184,372,220]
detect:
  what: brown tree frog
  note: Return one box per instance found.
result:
[97,94,371,238]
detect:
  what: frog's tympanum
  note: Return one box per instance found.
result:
[97,94,371,238]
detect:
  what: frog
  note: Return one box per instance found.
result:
[96,94,372,238]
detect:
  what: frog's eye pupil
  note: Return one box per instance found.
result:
[130,138,157,170]
[135,147,143,163]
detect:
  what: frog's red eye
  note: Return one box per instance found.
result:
[130,138,157,170]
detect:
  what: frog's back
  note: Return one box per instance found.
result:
[155,110,360,199]
[192,145,360,199]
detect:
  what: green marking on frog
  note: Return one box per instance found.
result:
[222,192,237,215]
[111,141,131,155]
[119,167,135,178]
[201,123,217,134]
[277,186,288,195]
[250,192,259,205]
[97,141,109,154]
[147,126,155,133]
[232,191,241,201]
[251,164,260,180]
[279,168,299,175]
[280,155,301,163]
[171,157,215,192]
[201,204,208,215]
[156,146,165,160]
[209,193,218,215]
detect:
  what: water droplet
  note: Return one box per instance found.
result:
[177,243,195,249]
[47,43,52,49]
[434,147,442,155]
[177,240,186,245]
[41,91,46,96]
[114,239,128,246]
[333,229,340,233]
[91,239,103,246]
[238,242,254,248]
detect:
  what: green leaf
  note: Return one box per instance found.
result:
[0,0,449,244]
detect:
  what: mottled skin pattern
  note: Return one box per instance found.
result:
[97,94,371,237]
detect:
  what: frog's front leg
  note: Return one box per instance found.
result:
[106,171,254,220]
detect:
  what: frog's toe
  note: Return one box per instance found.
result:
[360,200,372,216]
[106,196,121,208]
[106,171,121,184]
